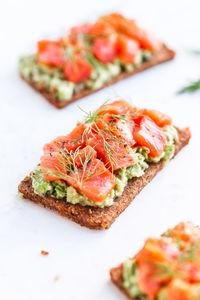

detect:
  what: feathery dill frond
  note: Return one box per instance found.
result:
[177,79,200,94]
[43,103,137,185]
[42,146,106,189]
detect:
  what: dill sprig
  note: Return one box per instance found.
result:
[178,242,200,263]
[91,122,122,170]
[43,103,138,185]
[79,102,138,172]
[176,236,182,250]
[72,122,124,171]
[177,48,200,94]
[145,241,200,279]
[77,105,100,124]
[177,79,200,94]
[146,260,181,279]
[75,104,138,170]
[190,50,200,55]
[42,146,106,189]
[83,51,105,69]
[145,242,200,281]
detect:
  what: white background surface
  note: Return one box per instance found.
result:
[1,0,200,299]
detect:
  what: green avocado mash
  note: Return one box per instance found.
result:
[144,125,178,164]
[85,63,119,90]
[157,288,167,300]
[30,125,178,208]
[18,55,74,101]
[121,49,151,72]
[32,167,66,198]
[122,259,168,299]
[30,149,149,208]
[123,259,146,299]
[122,259,200,300]
[19,49,151,101]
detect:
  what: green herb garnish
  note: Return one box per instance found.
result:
[42,146,106,189]
[177,79,200,94]
[190,50,200,55]
[178,242,200,263]
[177,48,200,94]
[42,103,138,185]
[146,260,181,279]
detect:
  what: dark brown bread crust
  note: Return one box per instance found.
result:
[18,127,190,230]
[21,44,175,109]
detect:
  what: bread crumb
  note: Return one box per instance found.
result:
[41,250,49,256]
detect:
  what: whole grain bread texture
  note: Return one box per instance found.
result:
[21,44,175,109]
[18,127,190,230]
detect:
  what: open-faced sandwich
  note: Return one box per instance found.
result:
[110,222,200,300]
[19,13,175,108]
[18,100,190,229]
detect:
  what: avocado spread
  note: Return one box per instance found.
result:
[31,149,148,209]
[122,259,168,299]
[30,125,177,208]
[123,259,146,299]
[122,259,168,300]
[18,50,151,102]
[122,259,200,300]
[19,55,75,101]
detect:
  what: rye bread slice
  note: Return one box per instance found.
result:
[21,44,175,109]
[18,127,190,230]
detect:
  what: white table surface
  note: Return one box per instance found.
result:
[1,0,200,299]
